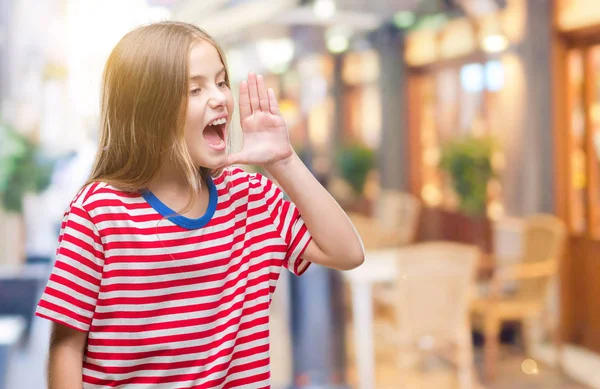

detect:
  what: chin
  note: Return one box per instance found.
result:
[196,151,228,171]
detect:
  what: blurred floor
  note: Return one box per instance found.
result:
[5,316,50,389]
[345,341,589,389]
[4,316,590,389]
[478,351,586,389]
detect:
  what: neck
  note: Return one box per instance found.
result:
[147,160,211,218]
[148,160,189,195]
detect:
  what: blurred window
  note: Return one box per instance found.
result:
[567,45,600,238]
[413,59,505,217]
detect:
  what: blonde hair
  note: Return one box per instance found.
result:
[87,21,230,197]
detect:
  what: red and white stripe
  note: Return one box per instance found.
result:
[36,168,312,388]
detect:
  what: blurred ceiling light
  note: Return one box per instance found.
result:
[521,359,539,375]
[393,11,416,29]
[256,38,295,74]
[327,35,350,54]
[326,25,351,54]
[482,33,508,53]
[313,0,336,20]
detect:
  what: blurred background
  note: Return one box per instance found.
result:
[1,0,600,388]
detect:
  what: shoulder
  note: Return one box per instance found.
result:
[68,181,143,215]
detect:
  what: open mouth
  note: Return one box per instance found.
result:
[203,117,227,150]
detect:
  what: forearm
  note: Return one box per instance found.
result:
[266,152,364,269]
[47,323,86,389]
[48,344,84,389]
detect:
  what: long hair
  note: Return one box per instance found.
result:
[86,21,230,198]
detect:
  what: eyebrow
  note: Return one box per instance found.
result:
[190,67,226,81]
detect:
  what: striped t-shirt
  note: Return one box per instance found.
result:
[36,167,312,389]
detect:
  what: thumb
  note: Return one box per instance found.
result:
[223,151,248,167]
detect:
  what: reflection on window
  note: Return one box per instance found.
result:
[588,46,600,237]
[568,49,588,234]
[419,75,444,207]
[485,60,505,92]
[460,63,484,93]
[436,68,459,142]
[460,63,484,136]
[418,60,506,218]
[343,51,381,147]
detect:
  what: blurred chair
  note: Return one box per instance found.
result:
[349,190,421,250]
[471,214,567,382]
[348,191,422,322]
[388,242,480,389]
[492,217,525,267]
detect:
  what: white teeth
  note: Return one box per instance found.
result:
[209,118,226,126]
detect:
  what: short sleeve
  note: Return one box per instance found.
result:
[36,204,104,332]
[252,173,312,276]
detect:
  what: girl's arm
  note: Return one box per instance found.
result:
[48,323,87,389]
[226,71,364,270]
[266,153,364,270]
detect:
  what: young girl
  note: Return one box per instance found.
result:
[36,21,364,389]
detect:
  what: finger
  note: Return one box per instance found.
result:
[268,88,281,116]
[257,74,269,112]
[247,72,260,113]
[238,80,252,120]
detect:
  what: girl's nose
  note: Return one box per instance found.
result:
[208,88,227,108]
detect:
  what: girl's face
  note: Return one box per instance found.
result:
[184,39,233,170]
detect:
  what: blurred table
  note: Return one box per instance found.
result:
[343,248,398,389]
[342,245,494,389]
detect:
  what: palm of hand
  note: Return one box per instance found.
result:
[238,108,292,165]
[226,73,293,167]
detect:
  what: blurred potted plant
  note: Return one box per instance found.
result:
[0,121,55,265]
[438,134,498,252]
[335,143,375,213]
[439,134,497,216]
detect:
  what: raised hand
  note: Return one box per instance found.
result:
[225,72,294,167]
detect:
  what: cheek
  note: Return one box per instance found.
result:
[185,100,206,128]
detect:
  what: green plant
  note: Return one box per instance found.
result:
[439,135,497,216]
[336,143,375,195]
[0,122,55,213]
